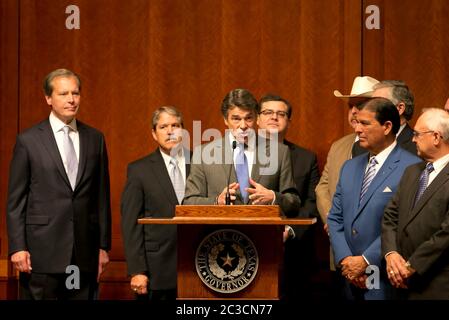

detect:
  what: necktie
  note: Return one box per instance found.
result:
[413,162,434,207]
[169,158,185,204]
[235,143,250,202]
[62,126,78,190]
[359,156,377,204]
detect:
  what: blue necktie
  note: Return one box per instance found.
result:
[359,156,377,204]
[235,144,249,203]
[413,162,434,207]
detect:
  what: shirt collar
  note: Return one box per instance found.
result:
[160,146,184,167]
[227,131,255,152]
[49,111,77,133]
[370,140,397,167]
[431,153,449,175]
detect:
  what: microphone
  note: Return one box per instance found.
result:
[225,140,237,205]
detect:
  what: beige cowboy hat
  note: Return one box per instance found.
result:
[334,76,380,103]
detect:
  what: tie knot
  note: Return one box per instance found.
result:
[237,143,246,151]
[170,158,179,167]
[62,126,71,134]
[426,162,434,173]
[369,156,378,166]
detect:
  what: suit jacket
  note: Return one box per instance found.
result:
[7,119,111,274]
[397,123,417,155]
[284,140,320,238]
[281,141,320,300]
[316,133,356,224]
[183,136,300,216]
[382,161,449,299]
[327,144,420,299]
[121,149,191,290]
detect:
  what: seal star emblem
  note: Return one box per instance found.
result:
[220,252,235,267]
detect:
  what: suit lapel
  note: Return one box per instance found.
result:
[150,150,179,205]
[397,124,413,145]
[75,122,88,189]
[352,154,369,219]
[250,142,263,185]
[37,120,72,190]
[406,162,449,226]
[356,146,400,218]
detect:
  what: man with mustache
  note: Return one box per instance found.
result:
[183,88,300,217]
[121,106,190,300]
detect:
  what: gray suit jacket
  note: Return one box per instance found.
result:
[382,161,449,299]
[183,136,300,216]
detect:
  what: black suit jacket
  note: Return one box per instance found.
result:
[121,149,191,290]
[281,141,320,300]
[284,141,320,239]
[382,161,449,299]
[7,119,111,274]
[397,123,417,155]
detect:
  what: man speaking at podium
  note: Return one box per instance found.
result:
[183,88,300,217]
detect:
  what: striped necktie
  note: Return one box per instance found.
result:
[359,156,377,204]
[413,162,434,207]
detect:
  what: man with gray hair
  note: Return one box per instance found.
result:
[372,80,417,155]
[121,106,190,300]
[382,108,449,299]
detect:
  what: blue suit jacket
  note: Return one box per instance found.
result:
[327,144,420,299]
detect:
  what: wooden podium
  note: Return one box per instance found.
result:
[138,205,316,300]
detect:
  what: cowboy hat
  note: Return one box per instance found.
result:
[334,76,380,102]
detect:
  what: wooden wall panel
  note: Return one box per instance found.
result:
[0,0,19,293]
[363,0,449,125]
[2,0,364,299]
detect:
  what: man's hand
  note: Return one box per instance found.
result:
[350,274,368,289]
[247,178,275,205]
[97,249,109,282]
[385,252,409,288]
[130,274,149,295]
[216,182,240,205]
[340,256,367,280]
[11,250,32,273]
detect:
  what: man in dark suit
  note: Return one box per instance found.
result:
[382,108,449,299]
[6,68,111,300]
[183,89,300,216]
[372,80,417,155]
[121,106,190,300]
[256,94,320,300]
[327,97,420,300]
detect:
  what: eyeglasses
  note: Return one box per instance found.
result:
[412,130,434,138]
[259,109,289,118]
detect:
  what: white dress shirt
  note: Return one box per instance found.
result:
[49,112,80,174]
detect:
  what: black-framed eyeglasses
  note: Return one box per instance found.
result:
[259,109,289,118]
[412,130,434,137]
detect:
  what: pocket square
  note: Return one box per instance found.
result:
[383,186,392,193]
